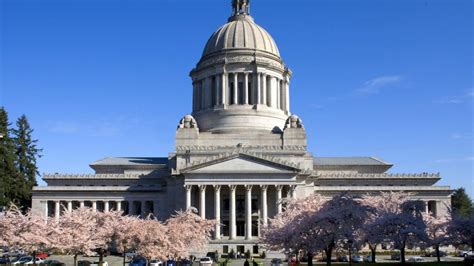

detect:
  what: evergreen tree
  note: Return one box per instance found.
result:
[451,188,473,217]
[12,114,42,208]
[0,107,22,208]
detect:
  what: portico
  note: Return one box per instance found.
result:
[184,183,295,240]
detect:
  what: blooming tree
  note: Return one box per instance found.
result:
[360,192,410,263]
[133,217,171,261]
[300,194,372,266]
[372,200,428,264]
[165,208,216,258]
[449,211,474,251]
[0,205,52,264]
[262,194,372,266]
[51,207,123,266]
[423,212,451,262]
[261,194,327,261]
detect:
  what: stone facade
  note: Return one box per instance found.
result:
[31,0,452,256]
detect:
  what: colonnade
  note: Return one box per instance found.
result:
[193,72,290,112]
[45,199,158,219]
[185,184,296,240]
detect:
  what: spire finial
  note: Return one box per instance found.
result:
[232,0,250,16]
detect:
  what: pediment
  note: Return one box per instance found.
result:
[181,153,300,174]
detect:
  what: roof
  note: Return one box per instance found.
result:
[90,157,168,166]
[313,157,392,166]
[202,15,280,58]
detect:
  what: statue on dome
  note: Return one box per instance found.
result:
[232,0,250,15]
[284,115,304,129]
[178,115,198,129]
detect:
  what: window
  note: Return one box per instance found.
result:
[229,81,234,104]
[252,245,259,255]
[248,81,252,104]
[238,81,244,104]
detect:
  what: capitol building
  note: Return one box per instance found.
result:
[32,0,452,255]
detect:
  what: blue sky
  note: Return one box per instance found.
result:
[1,0,473,196]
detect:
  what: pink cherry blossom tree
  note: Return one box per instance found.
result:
[165,208,216,259]
[261,194,327,262]
[112,215,143,265]
[51,207,123,266]
[300,194,372,266]
[113,214,172,263]
[372,200,428,264]
[423,212,451,262]
[133,217,171,261]
[0,205,52,265]
[262,194,372,266]
[360,192,410,263]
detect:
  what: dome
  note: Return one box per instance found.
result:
[202,16,280,58]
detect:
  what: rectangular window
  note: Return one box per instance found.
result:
[248,81,252,104]
[238,81,244,104]
[229,81,234,104]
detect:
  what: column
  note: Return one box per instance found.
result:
[54,201,60,219]
[285,80,290,112]
[424,201,429,214]
[214,185,221,240]
[255,73,261,104]
[129,201,135,216]
[92,201,97,211]
[233,73,238,104]
[67,201,72,212]
[79,201,85,208]
[245,185,253,240]
[276,79,280,109]
[243,73,249,104]
[276,185,283,214]
[220,73,227,105]
[260,185,268,226]
[104,201,109,212]
[185,185,192,210]
[262,74,267,105]
[216,75,221,105]
[44,201,49,218]
[199,185,206,219]
[229,185,237,239]
[116,201,122,212]
[290,185,296,199]
[282,80,287,111]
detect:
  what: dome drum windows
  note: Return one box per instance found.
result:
[192,72,289,113]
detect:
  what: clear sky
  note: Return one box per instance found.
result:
[1,0,473,196]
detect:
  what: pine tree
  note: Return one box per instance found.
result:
[12,114,42,208]
[0,107,22,208]
[451,187,473,217]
